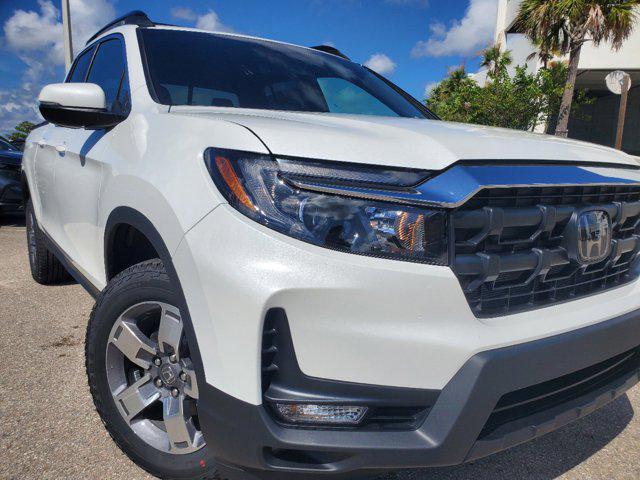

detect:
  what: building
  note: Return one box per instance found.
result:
[491,0,640,155]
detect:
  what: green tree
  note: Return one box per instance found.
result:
[480,45,513,78]
[427,66,484,125]
[426,48,591,132]
[8,121,36,143]
[514,0,639,138]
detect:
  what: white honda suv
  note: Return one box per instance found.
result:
[22,10,640,480]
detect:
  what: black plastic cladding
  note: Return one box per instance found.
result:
[480,344,640,438]
[451,185,640,317]
[198,307,640,479]
[261,309,438,431]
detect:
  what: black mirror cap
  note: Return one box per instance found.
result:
[39,103,125,130]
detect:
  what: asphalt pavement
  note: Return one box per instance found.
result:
[1,219,639,479]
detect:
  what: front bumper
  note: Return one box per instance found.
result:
[199,307,640,479]
[175,204,640,405]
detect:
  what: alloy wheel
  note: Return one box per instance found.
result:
[105,301,205,454]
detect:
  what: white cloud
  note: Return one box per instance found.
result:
[0,87,41,134]
[424,81,439,98]
[195,11,235,32]
[411,0,497,58]
[171,7,235,33]
[170,7,198,22]
[65,0,115,52]
[3,1,62,60]
[1,0,115,133]
[363,53,397,75]
[429,21,446,37]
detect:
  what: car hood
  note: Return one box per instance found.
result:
[170,107,638,170]
[0,150,22,166]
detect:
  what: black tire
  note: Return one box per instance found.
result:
[86,259,221,480]
[25,199,71,284]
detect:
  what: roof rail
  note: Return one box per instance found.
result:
[86,10,154,45]
[310,45,350,61]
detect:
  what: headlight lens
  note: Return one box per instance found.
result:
[205,148,448,265]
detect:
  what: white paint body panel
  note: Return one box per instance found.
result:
[170,107,639,169]
[22,24,640,407]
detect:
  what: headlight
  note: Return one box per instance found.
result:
[204,148,448,265]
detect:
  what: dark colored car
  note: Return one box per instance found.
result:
[0,136,24,216]
[10,138,25,151]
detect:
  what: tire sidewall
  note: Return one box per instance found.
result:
[86,262,218,479]
[25,200,37,273]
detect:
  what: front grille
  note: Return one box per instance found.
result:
[479,345,640,439]
[451,185,640,317]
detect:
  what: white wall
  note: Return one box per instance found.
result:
[579,33,640,70]
[504,34,539,74]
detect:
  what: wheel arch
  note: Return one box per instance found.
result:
[103,206,206,393]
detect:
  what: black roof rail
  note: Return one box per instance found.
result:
[310,45,350,61]
[86,10,154,45]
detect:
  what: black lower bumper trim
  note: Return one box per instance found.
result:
[261,309,438,431]
[199,307,640,479]
[39,226,101,298]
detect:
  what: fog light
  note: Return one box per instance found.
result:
[274,403,368,425]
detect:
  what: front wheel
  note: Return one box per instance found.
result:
[86,259,220,479]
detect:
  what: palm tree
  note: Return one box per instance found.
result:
[480,46,513,78]
[448,65,469,82]
[526,39,560,69]
[515,0,639,137]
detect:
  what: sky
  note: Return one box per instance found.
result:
[0,0,499,134]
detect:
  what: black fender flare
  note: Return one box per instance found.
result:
[104,206,207,392]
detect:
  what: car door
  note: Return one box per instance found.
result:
[51,36,131,285]
[33,46,95,239]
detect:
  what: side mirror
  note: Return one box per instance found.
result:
[38,83,125,129]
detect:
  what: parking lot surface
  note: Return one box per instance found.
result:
[1,222,640,479]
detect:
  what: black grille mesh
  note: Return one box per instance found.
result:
[261,318,279,394]
[480,346,640,439]
[452,185,640,317]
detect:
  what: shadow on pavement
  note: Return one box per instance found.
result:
[382,394,635,480]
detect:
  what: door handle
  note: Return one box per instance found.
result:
[55,143,67,153]
[37,140,46,147]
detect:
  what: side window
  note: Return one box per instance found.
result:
[86,38,130,114]
[67,47,95,83]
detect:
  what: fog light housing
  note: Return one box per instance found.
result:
[274,403,368,426]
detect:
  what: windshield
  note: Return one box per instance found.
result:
[0,137,17,151]
[140,29,430,119]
